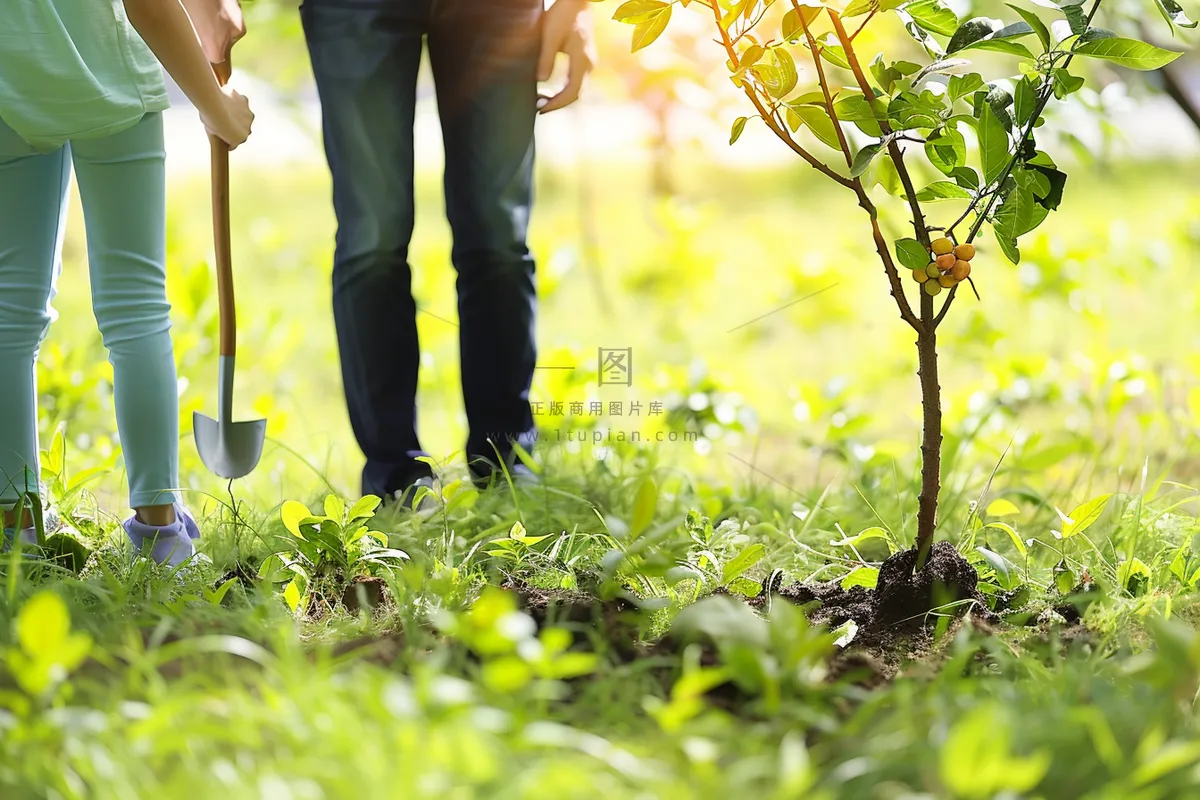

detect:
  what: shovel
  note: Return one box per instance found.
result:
[193,60,266,480]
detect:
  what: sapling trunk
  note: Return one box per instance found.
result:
[915,294,942,570]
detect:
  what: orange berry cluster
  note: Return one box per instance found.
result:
[911,238,975,296]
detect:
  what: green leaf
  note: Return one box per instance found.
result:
[741,45,767,68]
[1118,558,1152,595]
[984,521,1027,557]
[926,127,967,174]
[906,0,959,36]
[916,181,973,201]
[1055,561,1076,595]
[951,166,980,190]
[722,543,766,585]
[17,592,71,656]
[281,501,313,537]
[1156,0,1197,29]
[948,18,1034,54]
[783,5,823,39]
[283,579,302,612]
[629,478,658,539]
[1168,543,1189,584]
[793,105,842,150]
[730,116,748,145]
[631,5,672,51]
[994,184,1040,238]
[895,238,930,270]
[1077,27,1118,44]
[832,93,877,122]
[913,58,972,87]
[1007,4,1050,51]
[948,73,986,103]
[1028,163,1067,209]
[875,154,903,196]
[978,102,1009,185]
[1014,77,1038,127]
[832,619,859,648]
[940,705,1051,796]
[1062,494,1113,538]
[898,11,947,56]
[841,566,880,589]
[851,143,882,177]
[842,0,876,18]
[983,85,1015,131]
[968,39,1036,59]
[888,90,947,130]
[871,56,921,95]
[987,498,1020,517]
[1052,68,1085,99]
[348,495,382,522]
[324,494,346,522]
[976,547,1016,587]
[613,0,669,24]
[770,47,799,97]
[1072,37,1183,70]
[1061,3,1088,34]
[817,36,852,70]
[995,229,1020,263]
[830,526,894,550]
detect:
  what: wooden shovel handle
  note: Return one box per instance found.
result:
[209,60,236,357]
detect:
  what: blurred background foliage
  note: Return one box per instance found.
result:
[37,0,1200,518]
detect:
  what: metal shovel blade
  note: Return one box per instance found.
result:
[194,355,266,480]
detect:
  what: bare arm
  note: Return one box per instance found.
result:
[538,0,595,113]
[123,0,253,147]
[179,0,245,64]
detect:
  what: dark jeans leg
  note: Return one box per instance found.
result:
[301,0,431,498]
[429,0,542,480]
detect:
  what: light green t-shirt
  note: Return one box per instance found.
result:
[0,0,170,153]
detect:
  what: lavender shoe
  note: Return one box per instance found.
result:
[124,504,201,568]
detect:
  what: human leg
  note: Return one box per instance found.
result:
[428,0,542,483]
[0,120,70,522]
[70,113,196,565]
[302,0,430,499]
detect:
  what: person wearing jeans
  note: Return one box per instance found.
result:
[0,0,253,564]
[299,0,594,503]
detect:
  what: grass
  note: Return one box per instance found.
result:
[7,151,1200,797]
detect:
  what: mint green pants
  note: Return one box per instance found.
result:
[0,112,179,509]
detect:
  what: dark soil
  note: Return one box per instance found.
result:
[216,562,261,592]
[769,542,989,665]
[341,576,389,613]
[503,584,644,660]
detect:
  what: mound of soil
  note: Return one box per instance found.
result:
[773,542,988,646]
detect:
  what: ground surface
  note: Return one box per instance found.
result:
[9,88,1200,795]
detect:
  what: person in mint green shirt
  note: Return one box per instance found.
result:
[0,0,253,566]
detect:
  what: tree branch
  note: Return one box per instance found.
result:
[851,9,877,40]
[705,1,920,331]
[792,1,854,169]
[709,2,856,189]
[828,10,930,248]
[957,0,1104,244]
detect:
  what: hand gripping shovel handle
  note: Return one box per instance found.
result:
[209,60,236,361]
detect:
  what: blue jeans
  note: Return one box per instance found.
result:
[301,0,541,498]
[0,113,179,509]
